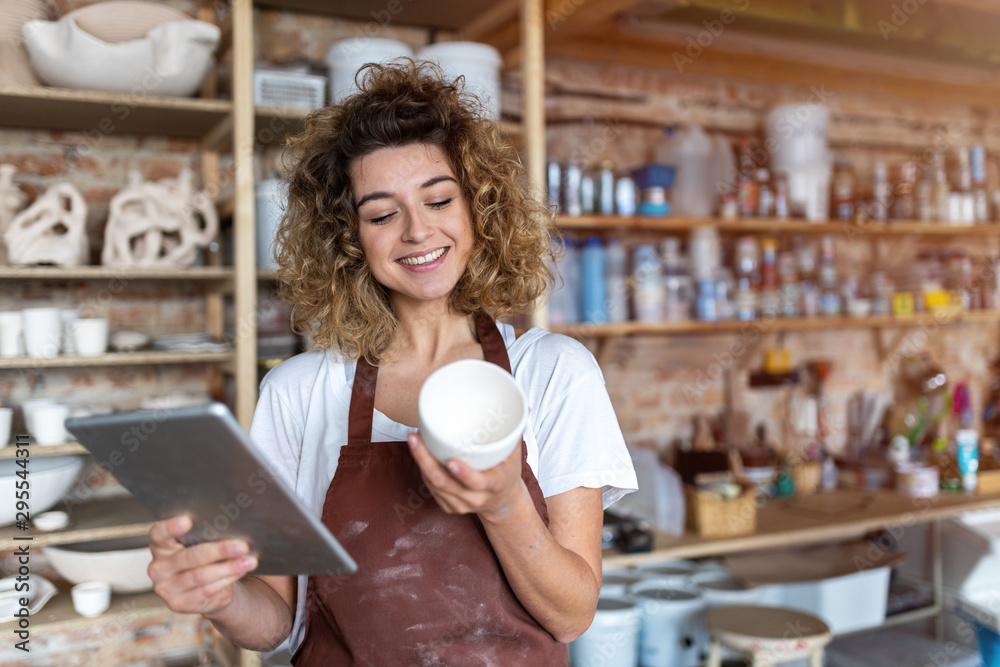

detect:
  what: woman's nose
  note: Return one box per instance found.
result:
[401,209,432,242]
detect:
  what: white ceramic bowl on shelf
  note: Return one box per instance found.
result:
[44,535,154,594]
[23,14,220,97]
[0,456,84,526]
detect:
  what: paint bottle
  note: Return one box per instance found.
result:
[581,237,607,323]
[605,238,628,322]
[956,429,980,494]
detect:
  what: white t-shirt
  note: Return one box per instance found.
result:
[249,321,637,652]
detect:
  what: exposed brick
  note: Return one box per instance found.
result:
[0,152,67,176]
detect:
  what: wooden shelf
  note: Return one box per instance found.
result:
[0,496,153,551]
[553,311,1000,337]
[0,588,173,634]
[0,350,233,370]
[558,215,1000,237]
[0,442,87,459]
[0,85,231,138]
[256,0,497,29]
[603,489,1000,567]
[0,266,233,280]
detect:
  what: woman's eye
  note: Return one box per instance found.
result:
[368,212,395,224]
[428,198,454,210]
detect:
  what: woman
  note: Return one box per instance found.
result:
[147,61,636,664]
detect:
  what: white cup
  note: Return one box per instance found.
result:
[60,309,80,355]
[0,312,24,357]
[70,319,109,357]
[22,308,62,358]
[28,403,70,445]
[417,359,528,471]
[71,581,111,618]
[21,398,56,437]
[0,408,11,447]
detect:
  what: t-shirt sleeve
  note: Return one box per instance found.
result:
[248,377,304,493]
[529,339,637,509]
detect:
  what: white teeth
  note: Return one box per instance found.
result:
[399,247,446,265]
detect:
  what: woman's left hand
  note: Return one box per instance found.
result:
[407,432,526,520]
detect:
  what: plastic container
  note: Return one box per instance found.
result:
[255,179,286,270]
[655,125,714,217]
[777,565,891,634]
[942,508,1000,594]
[600,569,644,597]
[605,238,628,323]
[632,244,664,322]
[764,103,831,221]
[568,595,641,667]
[581,238,607,324]
[608,447,685,535]
[416,42,502,119]
[325,38,414,104]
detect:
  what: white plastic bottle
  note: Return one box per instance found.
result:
[655,124,714,217]
[632,244,664,322]
[605,238,628,322]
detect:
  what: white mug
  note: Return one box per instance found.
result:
[22,308,62,358]
[70,319,109,357]
[0,312,24,357]
[0,408,11,447]
[21,398,57,442]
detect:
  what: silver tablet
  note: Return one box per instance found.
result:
[65,402,357,577]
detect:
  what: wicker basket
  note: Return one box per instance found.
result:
[791,462,822,495]
[684,483,756,538]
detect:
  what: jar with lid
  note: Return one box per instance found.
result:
[831,157,856,221]
[734,236,759,321]
[664,275,690,321]
[871,160,891,223]
[597,160,616,216]
[893,160,917,220]
[773,172,790,220]
[756,168,774,217]
[632,244,664,322]
[778,251,800,318]
[737,140,758,218]
[870,271,893,316]
[796,238,819,317]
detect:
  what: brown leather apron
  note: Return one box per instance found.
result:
[291,314,569,666]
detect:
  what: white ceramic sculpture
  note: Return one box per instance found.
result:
[22,9,219,97]
[102,169,218,268]
[0,165,28,264]
[4,183,88,266]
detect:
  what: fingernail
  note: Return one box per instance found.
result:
[229,542,248,557]
[240,557,257,569]
[407,434,418,450]
[173,516,189,531]
[447,461,461,475]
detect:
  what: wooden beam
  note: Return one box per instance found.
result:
[547,32,1000,109]
[459,0,519,41]
[522,0,548,330]
[544,0,642,34]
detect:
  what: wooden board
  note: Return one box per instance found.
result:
[0,350,233,370]
[0,589,172,634]
[0,496,153,551]
[0,266,234,280]
[603,489,1000,566]
[0,442,87,459]
[0,85,231,138]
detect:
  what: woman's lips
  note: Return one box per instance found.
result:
[397,246,449,272]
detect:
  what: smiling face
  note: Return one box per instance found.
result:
[352,143,474,310]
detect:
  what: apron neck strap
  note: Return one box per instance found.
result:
[349,314,512,447]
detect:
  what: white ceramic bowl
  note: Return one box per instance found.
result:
[0,455,84,526]
[23,15,220,97]
[0,575,57,623]
[417,359,528,471]
[45,535,153,593]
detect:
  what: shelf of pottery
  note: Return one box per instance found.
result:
[0,0,261,651]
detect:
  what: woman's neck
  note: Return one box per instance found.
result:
[391,296,478,366]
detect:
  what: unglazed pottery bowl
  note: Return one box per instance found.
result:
[417,359,528,471]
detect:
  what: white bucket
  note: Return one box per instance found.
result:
[325,37,414,104]
[634,560,698,589]
[601,569,644,597]
[569,596,642,667]
[416,41,502,119]
[634,584,704,667]
[255,179,286,270]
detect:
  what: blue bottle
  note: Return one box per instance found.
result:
[581,237,607,324]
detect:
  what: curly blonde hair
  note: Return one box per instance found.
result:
[276,60,556,364]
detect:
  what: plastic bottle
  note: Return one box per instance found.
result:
[562,238,581,322]
[605,238,628,322]
[580,237,606,323]
[546,239,571,326]
[756,168,774,217]
[632,244,664,322]
[655,125,714,216]
[872,160,890,222]
[598,160,616,216]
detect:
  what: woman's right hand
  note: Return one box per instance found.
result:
[147,515,259,617]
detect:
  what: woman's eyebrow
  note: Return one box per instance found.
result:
[356,175,457,208]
